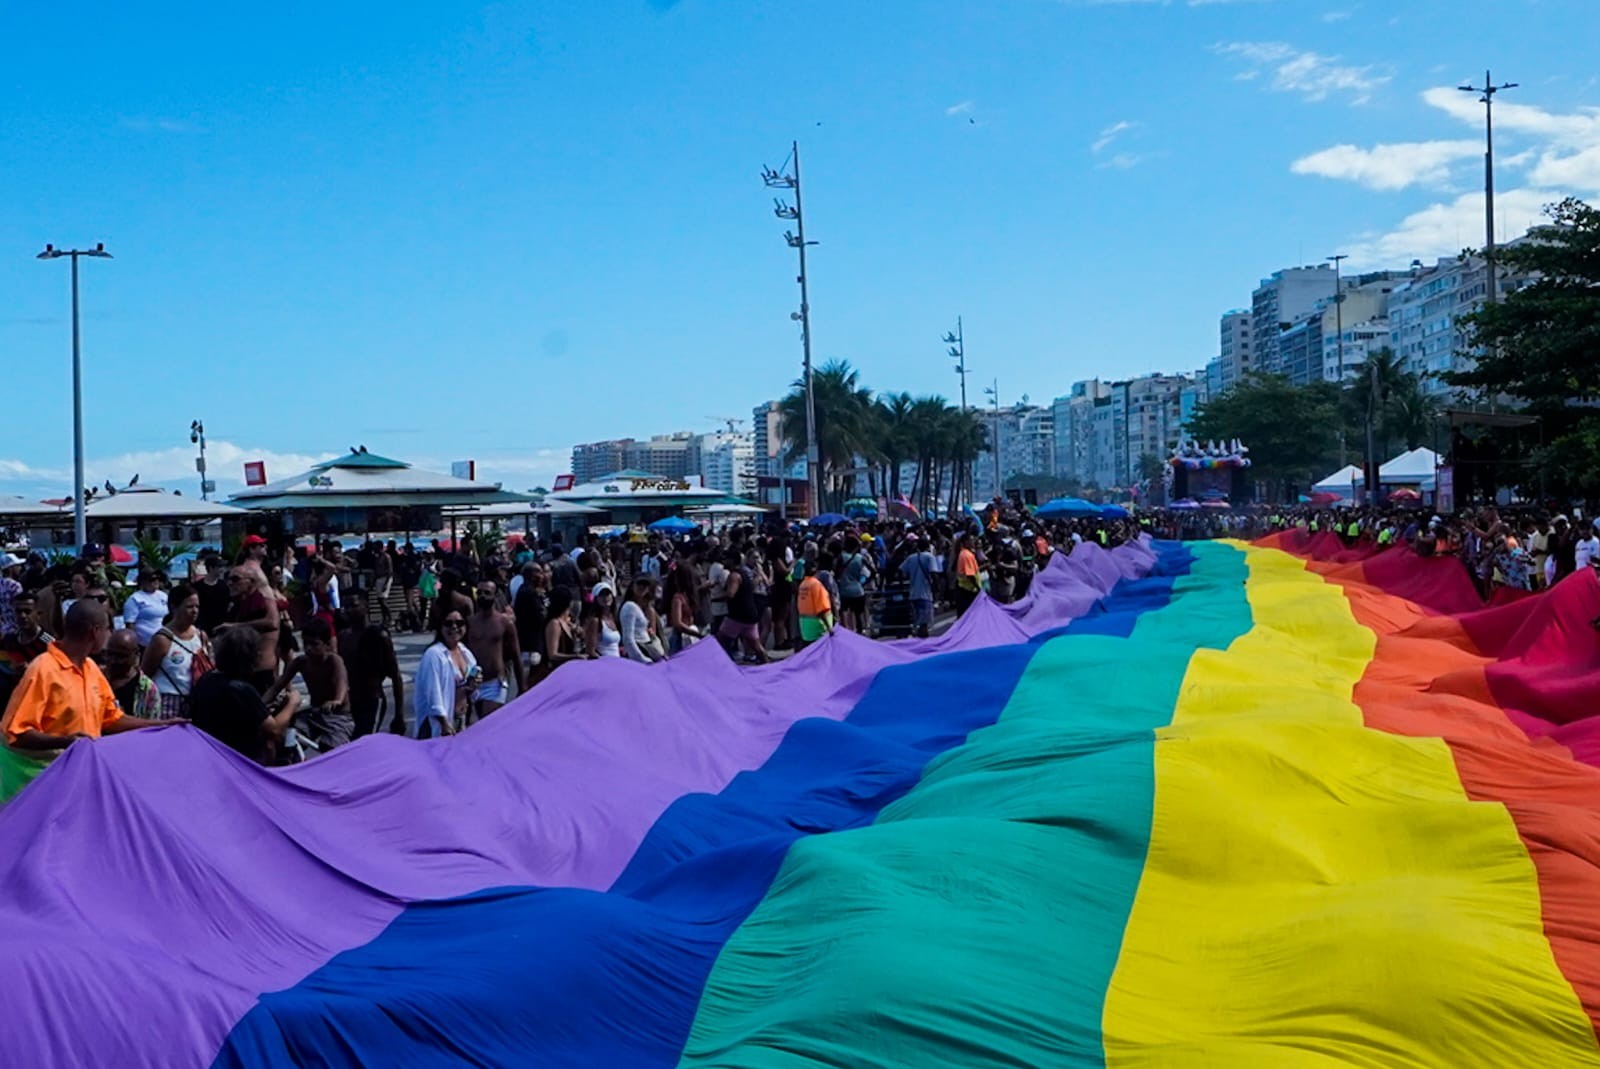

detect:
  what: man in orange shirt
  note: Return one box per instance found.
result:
[954,532,982,617]
[795,559,834,647]
[3,601,172,753]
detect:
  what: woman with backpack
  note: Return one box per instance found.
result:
[141,582,215,720]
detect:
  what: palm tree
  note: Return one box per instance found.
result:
[1386,374,1443,451]
[873,392,916,501]
[778,359,876,512]
[1346,348,1410,458]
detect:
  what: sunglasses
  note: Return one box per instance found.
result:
[88,594,109,602]
[443,619,466,629]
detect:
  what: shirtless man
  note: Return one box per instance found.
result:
[466,579,523,719]
[273,617,354,750]
[216,563,280,694]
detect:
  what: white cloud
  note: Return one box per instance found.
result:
[1212,41,1388,103]
[1092,120,1136,154]
[945,100,975,116]
[0,441,336,498]
[1343,188,1560,268]
[1290,140,1482,190]
[1091,120,1145,168]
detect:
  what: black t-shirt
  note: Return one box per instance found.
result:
[189,672,271,763]
[195,578,231,633]
[339,624,393,697]
[513,586,547,654]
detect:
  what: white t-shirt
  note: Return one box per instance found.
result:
[708,562,729,614]
[1576,536,1600,571]
[122,589,169,646]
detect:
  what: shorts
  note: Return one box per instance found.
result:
[841,594,867,616]
[474,678,509,705]
[718,618,760,645]
[799,615,829,642]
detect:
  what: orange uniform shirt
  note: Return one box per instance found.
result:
[2,644,123,745]
[796,575,832,618]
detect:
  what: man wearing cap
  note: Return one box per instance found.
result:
[239,534,270,567]
[0,552,25,638]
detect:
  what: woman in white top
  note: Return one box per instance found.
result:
[123,570,170,646]
[141,582,212,719]
[619,577,665,663]
[583,582,622,659]
[413,610,478,739]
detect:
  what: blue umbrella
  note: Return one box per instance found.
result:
[1099,504,1131,519]
[647,516,697,533]
[809,512,848,527]
[1034,497,1102,520]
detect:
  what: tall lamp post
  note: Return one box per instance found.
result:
[37,243,112,551]
[764,143,820,518]
[944,317,968,505]
[1327,252,1350,483]
[983,379,1001,501]
[190,420,210,500]
[1459,72,1517,307]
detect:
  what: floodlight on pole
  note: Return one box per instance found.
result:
[1459,71,1517,307]
[762,142,820,518]
[983,379,1001,498]
[37,243,113,552]
[945,316,969,506]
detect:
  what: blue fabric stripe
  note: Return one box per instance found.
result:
[215,543,1194,1069]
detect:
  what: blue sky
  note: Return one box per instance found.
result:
[3,0,1596,497]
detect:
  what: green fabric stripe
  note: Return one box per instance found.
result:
[0,746,48,804]
[679,543,1253,1068]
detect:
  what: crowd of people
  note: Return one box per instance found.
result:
[1255,504,1600,597]
[0,507,1151,766]
[13,495,1576,771]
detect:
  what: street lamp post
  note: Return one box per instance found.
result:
[1327,253,1349,474]
[764,143,820,518]
[1459,72,1517,307]
[944,316,968,506]
[190,420,210,500]
[983,379,1001,501]
[37,243,112,551]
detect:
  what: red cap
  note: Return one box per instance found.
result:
[243,534,268,547]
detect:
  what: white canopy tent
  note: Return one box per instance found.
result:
[1378,447,1441,489]
[1312,465,1364,493]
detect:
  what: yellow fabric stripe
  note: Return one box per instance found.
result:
[1102,544,1599,1068]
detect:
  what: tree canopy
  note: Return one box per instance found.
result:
[777,360,986,513]
[1449,197,1600,409]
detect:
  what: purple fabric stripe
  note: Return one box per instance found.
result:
[0,540,1154,1069]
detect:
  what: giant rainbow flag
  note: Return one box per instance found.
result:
[4,534,1600,1067]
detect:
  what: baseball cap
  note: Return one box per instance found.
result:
[81,542,105,559]
[591,581,615,599]
[243,534,268,547]
[0,552,24,569]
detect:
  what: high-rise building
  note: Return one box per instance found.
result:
[973,404,1055,501]
[1051,380,1112,484]
[700,434,756,496]
[1217,310,1255,391]
[1387,249,1534,396]
[1252,266,1336,376]
[1278,311,1326,387]
[1112,374,1191,486]
[570,440,632,484]
[750,401,786,478]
